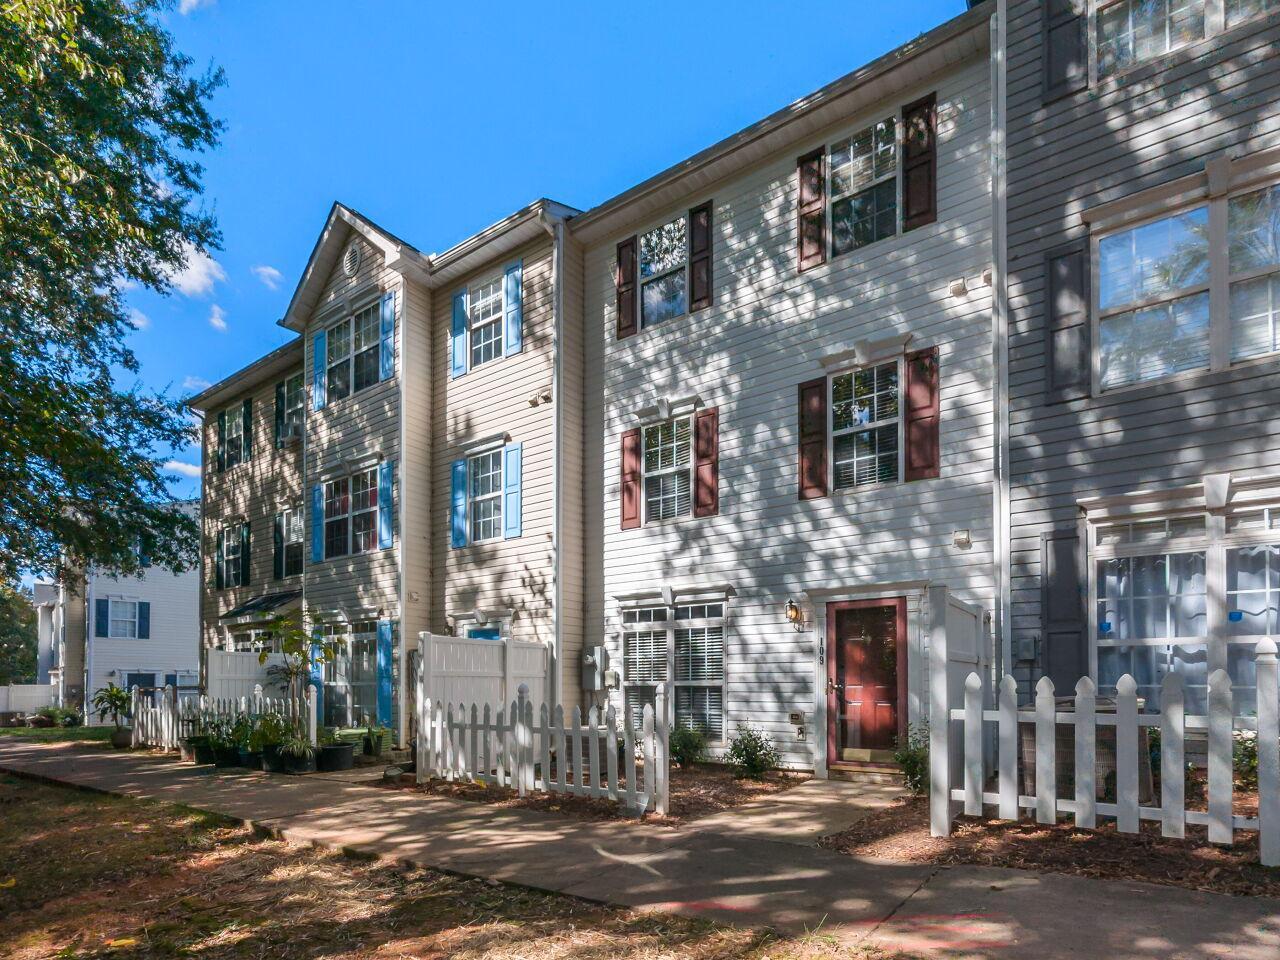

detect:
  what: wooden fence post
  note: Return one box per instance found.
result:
[928,584,952,836]
[1207,668,1234,846]
[130,686,141,748]
[1074,676,1096,829]
[1256,638,1279,867]
[305,685,318,746]
[1115,673,1139,833]
[1034,676,1056,825]
[1160,673,1185,839]
[963,672,983,816]
[998,675,1018,821]
[654,680,671,816]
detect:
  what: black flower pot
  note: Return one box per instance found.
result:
[317,742,354,772]
[363,733,385,757]
[213,745,241,768]
[241,749,263,770]
[261,744,285,773]
[282,751,316,775]
[193,740,217,765]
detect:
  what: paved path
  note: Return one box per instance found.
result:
[3,740,1279,959]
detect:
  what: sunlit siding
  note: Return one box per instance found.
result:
[582,55,995,767]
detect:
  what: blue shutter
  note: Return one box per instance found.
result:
[450,289,468,378]
[312,330,327,409]
[503,442,522,539]
[310,633,324,721]
[311,483,324,562]
[503,260,523,357]
[379,290,395,381]
[137,602,150,640]
[377,460,394,549]
[450,459,468,548]
[376,620,393,727]
[94,598,109,638]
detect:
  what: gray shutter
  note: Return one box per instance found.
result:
[1044,243,1090,405]
[1041,528,1086,691]
[1043,0,1088,103]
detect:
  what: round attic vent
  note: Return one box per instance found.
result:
[342,243,361,277]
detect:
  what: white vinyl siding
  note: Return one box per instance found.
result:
[642,418,692,523]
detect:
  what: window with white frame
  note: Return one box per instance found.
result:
[830,360,900,490]
[319,620,379,730]
[1091,497,1280,714]
[230,629,278,654]
[829,117,898,257]
[323,468,377,559]
[468,276,504,368]
[1094,178,1280,389]
[279,372,304,442]
[280,505,304,577]
[221,524,243,586]
[639,215,688,328]
[325,303,380,403]
[326,317,352,402]
[642,418,692,523]
[1226,0,1280,28]
[1097,0,1205,78]
[222,405,244,470]
[108,600,139,639]
[468,450,503,543]
[622,601,726,740]
[324,476,349,559]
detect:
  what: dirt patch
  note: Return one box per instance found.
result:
[0,774,877,960]
[820,794,1280,898]
[382,763,808,824]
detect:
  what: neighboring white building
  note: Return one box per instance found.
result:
[41,501,201,719]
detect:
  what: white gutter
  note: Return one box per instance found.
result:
[989,3,1011,683]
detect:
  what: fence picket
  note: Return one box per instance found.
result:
[998,675,1018,821]
[1074,676,1097,830]
[569,707,582,795]
[1034,676,1056,824]
[641,704,655,803]
[605,705,619,802]
[516,686,530,797]
[1256,639,1279,866]
[1207,669,1234,846]
[1160,673,1185,839]
[553,705,566,792]
[587,707,600,797]
[963,673,983,816]
[1116,674,1139,833]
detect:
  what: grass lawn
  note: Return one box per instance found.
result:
[0,725,113,744]
[0,776,876,960]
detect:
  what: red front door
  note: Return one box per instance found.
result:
[827,599,907,764]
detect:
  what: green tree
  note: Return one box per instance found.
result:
[0,0,224,581]
[0,583,38,685]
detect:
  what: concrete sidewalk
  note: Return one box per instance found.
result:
[2,740,1278,959]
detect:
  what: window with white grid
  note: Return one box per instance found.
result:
[469,276,504,369]
[468,449,503,543]
[1097,0,1205,78]
[350,468,378,554]
[830,360,900,490]
[622,601,725,741]
[109,600,138,639]
[352,302,381,393]
[1229,182,1280,362]
[639,216,687,329]
[642,418,692,523]
[828,117,898,257]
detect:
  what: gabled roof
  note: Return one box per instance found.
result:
[280,203,431,332]
[568,0,992,244]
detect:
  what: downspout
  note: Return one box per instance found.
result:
[990,2,1011,684]
[540,210,564,710]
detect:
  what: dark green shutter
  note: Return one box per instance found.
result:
[274,380,286,448]
[273,512,284,580]
[214,529,224,590]
[239,522,251,587]
[241,398,253,462]
[216,411,226,473]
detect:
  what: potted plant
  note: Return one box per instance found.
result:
[362,717,388,758]
[253,713,290,773]
[316,727,354,772]
[278,733,316,774]
[92,683,133,748]
[207,718,241,768]
[231,714,260,769]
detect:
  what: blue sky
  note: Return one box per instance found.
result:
[135,0,971,498]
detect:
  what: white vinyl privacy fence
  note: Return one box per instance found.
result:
[931,638,1280,866]
[131,684,317,750]
[0,683,57,714]
[417,677,670,818]
[418,631,553,717]
[206,649,286,701]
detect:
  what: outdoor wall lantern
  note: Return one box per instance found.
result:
[785,597,805,631]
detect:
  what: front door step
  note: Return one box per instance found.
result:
[839,747,896,764]
[829,761,904,786]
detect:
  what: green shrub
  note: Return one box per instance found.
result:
[893,722,930,795]
[248,712,291,752]
[725,724,779,780]
[1235,729,1259,791]
[669,724,707,768]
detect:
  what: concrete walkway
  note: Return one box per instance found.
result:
[2,740,1279,959]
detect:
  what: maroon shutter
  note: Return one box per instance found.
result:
[797,378,827,500]
[693,407,719,518]
[615,236,638,340]
[688,201,713,311]
[620,428,642,529]
[796,149,826,272]
[904,347,940,481]
[901,93,937,232]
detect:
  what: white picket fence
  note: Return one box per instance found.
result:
[931,638,1280,867]
[417,681,671,817]
[131,684,317,750]
[0,683,57,714]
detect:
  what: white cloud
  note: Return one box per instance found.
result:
[182,375,211,392]
[251,264,283,291]
[178,0,215,14]
[164,460,202,479]
[208,304,227,332]
[167,242,227,297]
[128,308,150,330]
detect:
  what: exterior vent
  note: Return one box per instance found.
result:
[343,243,361,278]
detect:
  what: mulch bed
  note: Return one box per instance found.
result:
[820,794,1280,898]
[379,763,807,824]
